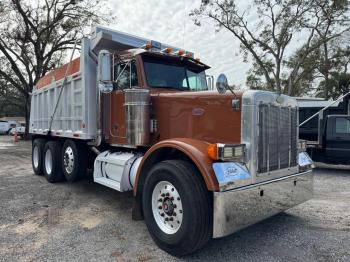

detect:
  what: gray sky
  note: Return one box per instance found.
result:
[107,0,251,88]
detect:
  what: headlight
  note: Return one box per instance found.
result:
[298,140,307,151]
[207,143,246,162]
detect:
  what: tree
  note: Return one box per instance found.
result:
[288,32,350,99]
[191,0,350,96]
[0,0,115,138]
[0,79,24,117]
[315,42,350,99]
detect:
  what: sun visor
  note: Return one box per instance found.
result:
[90,26,190,56]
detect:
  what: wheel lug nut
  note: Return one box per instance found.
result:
[169,217,173,221]
[165,193,169,197]
[173,204,177,208]
[158,198,162,202]
[160,213,165,217]
[165,217,169,221]
[171,197,174,201]
[173,212,176,216]
[161,193,165,197]
[158,206,162,209]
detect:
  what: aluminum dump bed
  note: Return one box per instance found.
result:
[29,26,187,140]
[29,38,97,139]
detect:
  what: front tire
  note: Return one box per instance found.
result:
[142,160,212,256]
[43,141,64,183]
[61,140,87,182]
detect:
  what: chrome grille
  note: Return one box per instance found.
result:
[257,104,298,173]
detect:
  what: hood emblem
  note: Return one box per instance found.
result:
[192,108,205,116]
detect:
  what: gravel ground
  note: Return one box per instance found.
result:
[0,135,349,262]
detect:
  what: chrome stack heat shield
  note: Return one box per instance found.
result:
[124,88,150,146]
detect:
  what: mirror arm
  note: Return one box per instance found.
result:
[226,85,239,100]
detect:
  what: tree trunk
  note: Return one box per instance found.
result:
[323,42,330,99]
[24,95,31,140]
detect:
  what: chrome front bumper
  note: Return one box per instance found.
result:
[213,169,313,238]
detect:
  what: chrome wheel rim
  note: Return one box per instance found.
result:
[63,146,74,174]
[33,146,39,169]
[44,149,53,174]
[152,181,183,234]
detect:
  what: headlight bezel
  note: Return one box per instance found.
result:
[208,143,246,162]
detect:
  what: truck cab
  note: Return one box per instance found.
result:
[103,49,213,146]
[298,95,350,165]
[308,115,350,164]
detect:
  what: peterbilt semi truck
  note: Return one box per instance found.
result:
[30,26,313,255]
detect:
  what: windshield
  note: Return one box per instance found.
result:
[143,57,208,91]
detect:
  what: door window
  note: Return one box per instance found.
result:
[335,118,350,134]
[185,69,208,91]
[113,60,138,90]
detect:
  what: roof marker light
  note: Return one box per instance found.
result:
[162,47,173,54]
[143,42,152,50]
[176,50,185,56]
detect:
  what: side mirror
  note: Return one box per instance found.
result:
[216,74,228,94]
[98,50,113,93]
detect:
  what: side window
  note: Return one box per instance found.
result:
[335,118,350,134]
[114,60,138,90]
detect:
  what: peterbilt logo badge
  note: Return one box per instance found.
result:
[192,108,205,116]
[224,167,238,178]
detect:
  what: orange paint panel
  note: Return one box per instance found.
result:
[36,58,81,89]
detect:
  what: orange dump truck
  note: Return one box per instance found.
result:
[30,26,313,255]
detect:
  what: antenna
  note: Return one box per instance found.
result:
[182,0,186,48]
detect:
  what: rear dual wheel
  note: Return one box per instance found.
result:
[61,140,87,182]
[43,141,64,183]
[32,138,46,176]
[142,160,212,256]
[32,138,87,183]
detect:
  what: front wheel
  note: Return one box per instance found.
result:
[142,160,212,256]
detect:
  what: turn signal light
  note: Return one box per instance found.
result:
[208,143,246,162]
[207,143,218,160]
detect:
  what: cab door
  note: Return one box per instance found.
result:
[325,116,350,162]
[105,60,139,145]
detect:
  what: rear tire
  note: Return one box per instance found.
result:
[32,138,46,176]
[142,160,212,256]
[43,141,64,183]
[61,140,87,182]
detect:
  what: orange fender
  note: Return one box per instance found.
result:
[134,138,220,195]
